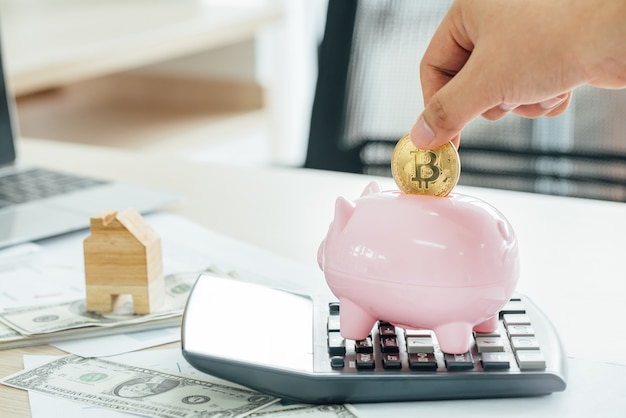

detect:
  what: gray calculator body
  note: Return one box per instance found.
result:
[182,274,567,403]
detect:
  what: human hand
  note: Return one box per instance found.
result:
[411,0,626,149]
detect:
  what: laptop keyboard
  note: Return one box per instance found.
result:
[0,168,106,208]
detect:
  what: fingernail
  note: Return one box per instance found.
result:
[540,95,567,110]
[411,116,435,148]
[500,103,517,111]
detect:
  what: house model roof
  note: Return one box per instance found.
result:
[89,208,159,245]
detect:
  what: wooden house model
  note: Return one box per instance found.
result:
[84,208,164,314]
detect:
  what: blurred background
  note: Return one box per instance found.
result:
[3,0,625,201]
[2,0,325,167]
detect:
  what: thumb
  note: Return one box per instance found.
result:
[410,62,497,149]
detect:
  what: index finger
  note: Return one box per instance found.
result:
[419,8,473,105]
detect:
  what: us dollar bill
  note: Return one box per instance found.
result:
[1,354,277,418]
[0,271,201,336]
[0,320,21,341]
[249,404,361,417]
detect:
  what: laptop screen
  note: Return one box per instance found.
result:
[0,23,16,166]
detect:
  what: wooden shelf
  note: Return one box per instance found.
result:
[15,73,268,156]
[1,0,283,96]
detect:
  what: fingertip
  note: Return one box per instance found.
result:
[539,94,568,110]
[546,93,572,117]
[410,116,435,149]
[416,55,500,150]
[416,76,487,149]
[410,118,461,151]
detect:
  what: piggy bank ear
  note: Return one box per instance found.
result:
[360,181,382,197]
[332,196,355,233]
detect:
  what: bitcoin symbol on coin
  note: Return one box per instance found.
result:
[411,150,440,189]
[391,134,460,196]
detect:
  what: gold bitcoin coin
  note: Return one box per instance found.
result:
[391,134,460,196]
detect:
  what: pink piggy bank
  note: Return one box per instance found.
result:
[318,182,519,354]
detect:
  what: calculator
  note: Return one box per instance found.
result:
[181,274,567,403]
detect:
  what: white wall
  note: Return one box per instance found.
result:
[132,0,329,167]
[256,0,328,166]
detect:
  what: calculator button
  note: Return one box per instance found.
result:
[380,336,400,353]
[379,324,397,336]
[329,302,340,315]
[506,324,535,336]
[474,328,502,338]
[382,353,402,369]
[499,300,527,316]
[511,336,541,350]
[480,352,511,370]
[404,329,432,337]
[328,331,346,356]
[515,350,547,370]
[408,353,438,371]
[444,353,474,371]
[330,356,345,369]
[475,336,505,353]
[355,337,374,353]
[406,337,435,353]
[503,314,532,325]
[356,353,375,369]
[327,315,340,332]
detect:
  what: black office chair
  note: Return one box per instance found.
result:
[304,0,626,202]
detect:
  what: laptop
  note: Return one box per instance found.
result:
[0,32,176,249]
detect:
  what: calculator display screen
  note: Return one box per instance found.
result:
[183,275,314,372]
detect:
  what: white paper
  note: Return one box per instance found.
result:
[52,327,181,357]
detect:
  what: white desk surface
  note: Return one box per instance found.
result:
[3,137,626,416]
[0,0,282,95]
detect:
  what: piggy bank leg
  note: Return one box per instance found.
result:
[339,298,376,340]
[434,322,473,354]
[473,315,498,334]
